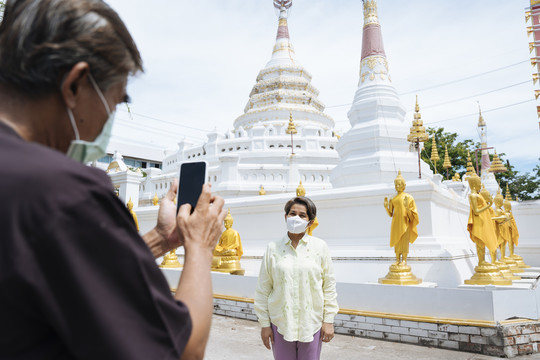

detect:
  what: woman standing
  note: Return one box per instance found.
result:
[254,197,338,360]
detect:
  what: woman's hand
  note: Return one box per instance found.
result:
[321,323,334,342]
[261,326,274,350]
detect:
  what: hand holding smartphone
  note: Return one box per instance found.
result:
[177,161,208,214]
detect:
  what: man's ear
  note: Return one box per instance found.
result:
[60,62,90,109]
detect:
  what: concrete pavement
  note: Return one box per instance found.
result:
[204,315,540,359]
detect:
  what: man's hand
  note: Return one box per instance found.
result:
[177,183,226,255]
[154,179,183,252]
[261,327,274,350]
[321,323,334,342]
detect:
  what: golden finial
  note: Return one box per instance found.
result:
[505,184,512,201]
[466,151,475,176]
[296,180,306,196]
[430,136,440,173]
[407,96,429,143]
[489,151,507,173]
[259,185,266,195]
[477,104,486,127]
[152,192,159,206]
[363,0,379,27]
[286,112,297,134]
[443,145,451,169]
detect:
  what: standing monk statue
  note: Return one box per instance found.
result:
[464,174,510,285]
[383,171,419,265]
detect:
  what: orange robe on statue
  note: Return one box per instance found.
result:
[389,192,419,254]
[467,195,498,252]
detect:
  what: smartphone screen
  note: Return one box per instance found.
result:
[177,161,207,214]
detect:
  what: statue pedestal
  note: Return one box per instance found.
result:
[212,255,245,275]
[464,262,512,285]
[511,254,531,269]
[494,260,521,280]
[501,256,524,273]
[379,263,422,285]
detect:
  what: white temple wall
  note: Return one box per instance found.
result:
[512,200,540,265]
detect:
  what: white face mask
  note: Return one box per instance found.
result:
[286,216,309,234]
[66,74,115,163]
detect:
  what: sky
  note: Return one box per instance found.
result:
[105,0,540,174]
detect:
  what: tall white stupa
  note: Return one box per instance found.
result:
[476,105,499,194]
[142,0,339,201]
[330,0,431,187]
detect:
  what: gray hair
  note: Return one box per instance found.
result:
[0,0,143,96]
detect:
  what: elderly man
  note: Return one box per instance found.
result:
[0,0,226,359]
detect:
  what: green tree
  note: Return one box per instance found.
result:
[421,127,480,180]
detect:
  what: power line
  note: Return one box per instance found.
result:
[326,59,530,109]
[424,99,535,125]
[117,108,212,133]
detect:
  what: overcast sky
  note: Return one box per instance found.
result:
[105,0,539,174]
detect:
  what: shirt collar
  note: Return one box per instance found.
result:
[0,121,23,140]
[283,233,310,245]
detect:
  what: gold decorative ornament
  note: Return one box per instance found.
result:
[285,112,297,155]
[407,96,429,178]
[489,151,507,173]
[259,185,266,195]
[464,175,511,285]
[126,197,139,232]
[363,0,379,27]
[380,171,422,285]
[430,136,440,174]
[296,180,306,197]
[465,151,475,177]
[442,144,452,179]
[152,192,159,206]
[212,209,245,275]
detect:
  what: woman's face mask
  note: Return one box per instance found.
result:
[65,74,115,163]
[286,215,309,234]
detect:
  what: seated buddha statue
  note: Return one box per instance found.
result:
[212,209,245,275]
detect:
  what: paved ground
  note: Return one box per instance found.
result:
[205,315,540,359]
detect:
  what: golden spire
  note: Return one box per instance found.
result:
[407,95,429,143]
[152,192,159,206]
[477,104,486,127]
[296,180,306,196]
[466,151,475,176]
[363,0,379,27]
[505,184,512,201]
[286,112,297,134]
[443,145,452,169]
[259,185,266,195]
[489,151,507,173]
[430,136,440,174]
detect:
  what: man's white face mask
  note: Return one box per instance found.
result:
[66,74,115,163]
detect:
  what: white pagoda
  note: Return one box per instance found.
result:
[139,0,339,202]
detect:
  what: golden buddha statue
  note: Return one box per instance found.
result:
[452,172,461,182]
[504,199,530,269]
[126,197,139,232]
[160,250,182,268]
[259,185,266,195]
[211,209,245,275]
[464,175,510,285]
[152,192,159,206]
[379,171,421,285]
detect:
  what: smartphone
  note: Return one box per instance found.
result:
[177,161,208,214]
